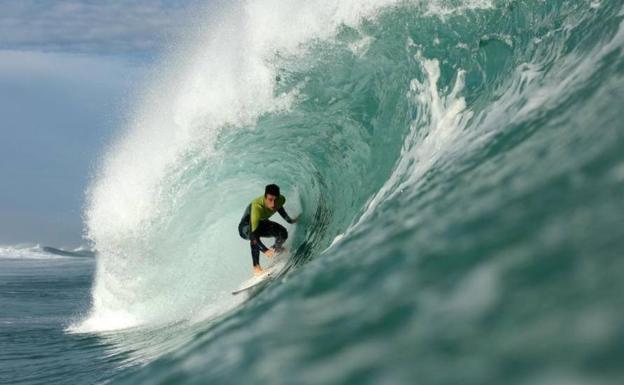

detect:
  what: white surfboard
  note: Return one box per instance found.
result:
[232,254,287,295]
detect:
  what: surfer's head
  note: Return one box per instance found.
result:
[264,184,280,209]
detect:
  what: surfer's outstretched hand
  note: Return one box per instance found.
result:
[291,215,300,224]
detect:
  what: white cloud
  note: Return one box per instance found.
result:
[0,1,202,54]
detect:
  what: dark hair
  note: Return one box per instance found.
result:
[265,184,280,197]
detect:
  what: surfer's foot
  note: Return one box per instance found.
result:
[253,265,265,276]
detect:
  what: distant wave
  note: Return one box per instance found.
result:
[0,244,96,259]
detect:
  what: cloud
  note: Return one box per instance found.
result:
[0,1,203,55]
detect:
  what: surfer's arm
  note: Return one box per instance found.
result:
[277,207,296,224]
[250,231,269,253]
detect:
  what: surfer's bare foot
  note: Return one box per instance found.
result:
[264,249,275,259]
[254,265,264,276]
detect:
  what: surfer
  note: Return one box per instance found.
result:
[238,184,298,276]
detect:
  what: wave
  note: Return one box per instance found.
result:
[0,244,95,259]
[74,0,624,344]
[74,0,419,332]
[55,1,624,384]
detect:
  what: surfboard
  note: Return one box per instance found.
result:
[232,252,287,295]
[231,269,275,295]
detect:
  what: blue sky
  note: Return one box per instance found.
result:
[0,1,202,248]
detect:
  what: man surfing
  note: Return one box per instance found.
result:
[238,184,298,276]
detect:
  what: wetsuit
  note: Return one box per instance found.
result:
[238,195,295,266]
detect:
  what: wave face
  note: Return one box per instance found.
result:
[75,0,624,384]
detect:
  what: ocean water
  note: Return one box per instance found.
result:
[3,0,624,384]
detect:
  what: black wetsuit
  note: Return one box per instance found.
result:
[238,203,294,266]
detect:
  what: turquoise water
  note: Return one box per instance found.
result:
[3,1,624,384]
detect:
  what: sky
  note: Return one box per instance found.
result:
[0,1,203,248]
